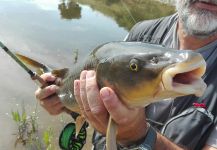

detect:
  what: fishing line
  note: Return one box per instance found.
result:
[120,0,137,24]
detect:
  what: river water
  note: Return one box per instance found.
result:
[0,0,175,149]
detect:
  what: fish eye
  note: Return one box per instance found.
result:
[150,56,159,64]
[129,59,139,72]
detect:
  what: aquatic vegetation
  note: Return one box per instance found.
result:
[43,127,54,150]
[72,49,79,64]
[11,104,55,150]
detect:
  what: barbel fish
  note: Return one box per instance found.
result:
[15,42,206,150]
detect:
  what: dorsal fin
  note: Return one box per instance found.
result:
[15,53,51,75]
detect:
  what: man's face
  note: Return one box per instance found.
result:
[176,0,217,38]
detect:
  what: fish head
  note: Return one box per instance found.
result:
[96,47,206,107]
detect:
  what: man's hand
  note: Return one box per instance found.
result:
[35,73,65,115]
[74,70,148,145]
[202,145,217,150]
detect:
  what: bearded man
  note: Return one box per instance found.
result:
[35,0,217,149]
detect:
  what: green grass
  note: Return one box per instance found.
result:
[11,104,55,150]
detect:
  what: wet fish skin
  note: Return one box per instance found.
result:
[57,42,206,110]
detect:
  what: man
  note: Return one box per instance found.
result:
[35,0,217,149]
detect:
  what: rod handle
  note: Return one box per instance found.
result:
[31,73,48,88]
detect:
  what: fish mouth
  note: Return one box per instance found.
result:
[162,59,207,97]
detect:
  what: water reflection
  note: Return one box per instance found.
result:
[78,0,175,30]
[56,0,175,30]
[58,0,81,20]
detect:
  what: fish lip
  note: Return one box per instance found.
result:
[162,59,207,97]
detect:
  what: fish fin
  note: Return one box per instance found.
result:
[52,68,69,79]
[15,53,69,78]
[106,116,118,150]
[75,115,86,137]
[15,53,51,75]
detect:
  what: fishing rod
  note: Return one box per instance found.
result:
[0,41,47,88]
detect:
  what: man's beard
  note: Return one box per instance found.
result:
[176,0,217,39]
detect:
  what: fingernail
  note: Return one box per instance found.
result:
[48,75,56,81]
[100,88,110,100]
[80,70,87,80]
[74,80,80,89]
[86,71,95,79]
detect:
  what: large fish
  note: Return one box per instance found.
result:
[16,42,207,150]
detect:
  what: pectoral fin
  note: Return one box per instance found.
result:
[75,115,86,137]
[106,116,118,150]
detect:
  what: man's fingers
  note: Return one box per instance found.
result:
[86,71,103,112]
[100,87,137,125]
[52,102,65,114]
[40,73,56,81]
[86,71,109,125]
[34,73,65,116]
[48,102,65,115]
[74,79,85,114]
[39,95,64,115]
[79,71,91,112]
[74,71,108,132]
[39,94,61,107]
[77,71,95,121]
[35,85,59,100]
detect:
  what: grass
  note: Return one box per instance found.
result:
[11,103,55,150]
